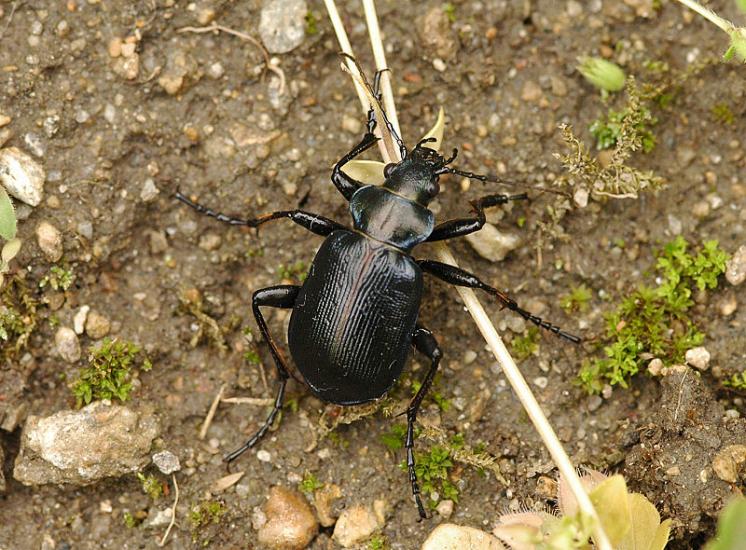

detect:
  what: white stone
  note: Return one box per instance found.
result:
[55,327,80,363]
[465,223,521,262]
[0,147,46,206]
[333,504,382,548]
[685,346,711,371]
[726,245,746,286]
[422,524,505,550]
[73,305,90,335]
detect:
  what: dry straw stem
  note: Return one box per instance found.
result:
[325,2,612,548]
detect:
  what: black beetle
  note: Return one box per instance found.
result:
[176,81,579,519]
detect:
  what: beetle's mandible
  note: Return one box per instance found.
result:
[176,73,580,519]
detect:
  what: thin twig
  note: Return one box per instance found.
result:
[332,2,613,548]
[177,23,286,95]
[221,396,274,406]
[199,383,226,440]
[674,0,734,33]
[157,474,179,547]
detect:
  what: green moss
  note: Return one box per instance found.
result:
[137,472,163,500]
[711,103,735,125]
[723,371,746,391]
[1,277,38,360]
[579,237,729,393]
[39,265,75,291]
[511,327,540,360]
[299,471,324,494]
[381,423,409,452]
[277,261,308,283]
[368,533,389,550]
[304,12,319,35]
[190,500,226,544]
[442,2,456,23]
[560,284,593,313]
[71,338,152,407]
[123,511,138,528]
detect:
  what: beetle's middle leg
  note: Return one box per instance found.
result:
[224,284,300,463]
[427,193,529,242]
[418,260,581,343]
[405,324,443,520]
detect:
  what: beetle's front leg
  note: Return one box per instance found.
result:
[427,193,528,242]
[224,285,300,463]
[418,260,581,343]
[405,324,443,520]
[331,126,380,201]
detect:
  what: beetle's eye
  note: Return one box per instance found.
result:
[383,163,396,178]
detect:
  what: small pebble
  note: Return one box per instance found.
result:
[432,58,447,72]
[140,179,159,202]
[587,395,603,411]
[533,376,548,389]
[463,350,477,365]
[573,187,589,208]
[85,311,111,339]
[436,499,454,519]
[73,305,90,335]
[712,445,746,483]
[198,233,221,251]
[257,450,272,462]
[259,0,307,54]
[423,524,504,550]
[36,221,63,261]
[465,223,521,262]
[719,295,737,317]
[647,358,663,376]
[521,80,543,103]
[257,486,318,550]
[726,245,746,286]
[685,346,710,371]
[313,483,342,527]
[112,54,139,80]
[152,450,181,474]
[207,62,224,79]
[0,114,10,127]
[0,147,46,206]
[55,327,81,363]
[333,504,382,548]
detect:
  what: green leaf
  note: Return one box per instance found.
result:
[617,493,670,550]
[705,498,746,550]
[590,475,632,546]
[0,187,17,240]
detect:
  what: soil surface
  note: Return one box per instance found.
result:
[1,1,745,549]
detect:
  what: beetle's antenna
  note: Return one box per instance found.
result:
[441,167,571,198]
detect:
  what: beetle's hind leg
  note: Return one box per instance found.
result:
[404,324,443,520]
[224,285,300,463]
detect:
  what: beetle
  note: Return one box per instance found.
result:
[176,80,579,519]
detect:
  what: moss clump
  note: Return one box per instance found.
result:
[579,237,729,393]
[190,500,226,545]
[560,284,593,313]
[589,105,657,152]
[71,338,152,406]
[723,371,746,391]
[511,327,540,360]
[39,265,74,291]
[402,445,459,505]
[137,472,163,500]
[277,260,308,283]
[0,277,37,360]
[298,471,324,494]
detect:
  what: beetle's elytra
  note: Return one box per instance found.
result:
[176,74,579,519]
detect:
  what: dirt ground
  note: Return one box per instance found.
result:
[1,0,745,548]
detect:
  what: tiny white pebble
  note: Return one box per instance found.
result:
[257,450,271,462]
[432,58,447,72]
[533,376,548,389]
[685,346,710,371]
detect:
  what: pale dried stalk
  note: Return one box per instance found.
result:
[674,0,734,33]
[327,2,612,548]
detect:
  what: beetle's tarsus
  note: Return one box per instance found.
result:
[427,193,529,242]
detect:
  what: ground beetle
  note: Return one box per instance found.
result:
[176,75,580,519]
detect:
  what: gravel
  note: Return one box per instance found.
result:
[421,524,505,550]
[0,147,46,206]
[256,486,318,550]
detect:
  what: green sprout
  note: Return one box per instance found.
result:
[39,265,75,291]
[368,533,389,550]
[577,57,626,92]
[589,106,657,152]
[401,445,459,505]
[277,260,308,283]
[304,12,319,35]
[299,471,324,494]
[137,472,163,500]
[579,237,729,393]
[511,326,540,360]
[123,511,138,528]
[189,500,226,542]
[560,284,593,313]
[442,2,456,23]
[711,103,735,125]
[381,423,409,452]
[723,371,746,391]
[71,338,153,406]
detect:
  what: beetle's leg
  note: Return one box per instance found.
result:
[224,285,300,463]
[417,260,581,343]
[405,324,443,520]
[427,193,529,242]
[176,193,347,236]
[331,129,380,201]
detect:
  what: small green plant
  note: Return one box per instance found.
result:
[39,265,75,291]
[577,57,626,93]
[411,378,450,411]
[277,260,308,283]
[401,445,459,505]
[511,326,540,360]
[305,11,319,35]
[123,511,138,528]
[71,338,153,406]
[1,277,37,359]
[589,106,657,152]
[137,472,163,500]
[381,423,408,452]
[723,371,746,391]
[189,500,226,543]
[368,533,389,550]
[299,471,324,494]
[560,284,593,313]
[711,103,735,125]
[579,237,729,393]
[442,2,456,23]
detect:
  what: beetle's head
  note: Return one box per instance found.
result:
[382,139,457,206]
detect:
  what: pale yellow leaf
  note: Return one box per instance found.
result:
[1,238,22,263]
[590,474,631,547]
[650,519,672,550]
[616,492,661,550]
[211,471,244,492]
[421,107,445,153]
[342,159,386,185]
